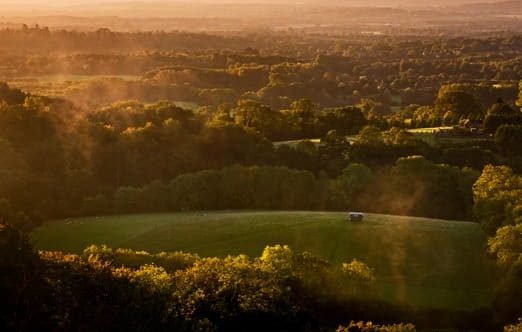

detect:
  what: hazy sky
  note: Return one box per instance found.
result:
[1,0,508,5]
[0,0,512,17]
[0,0,516,31]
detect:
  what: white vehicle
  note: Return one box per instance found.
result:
[348,212,364,222]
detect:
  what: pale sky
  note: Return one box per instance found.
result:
[0,0,507,5]
[0,0,512,17]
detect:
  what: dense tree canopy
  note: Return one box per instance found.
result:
[473,165,522,323]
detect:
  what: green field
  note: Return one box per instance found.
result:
[273,128,492,148]
[32,211,497,310]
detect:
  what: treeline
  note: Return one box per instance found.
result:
[472,165,522,324]
[73,167,309,215]
[85,166,333,215]
[0,27,254,54]
[77,158,477,221]
[1,224,500,331]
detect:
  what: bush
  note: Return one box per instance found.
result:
[505,319,522,332]
[337,321,416,332]
[83,244,199,272]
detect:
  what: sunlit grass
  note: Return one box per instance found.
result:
[31,211,498,310]
[273,138,322,147]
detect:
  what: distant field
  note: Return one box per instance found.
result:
[5,74,140,98]
[16,74,141,83]
[6,75,199,110]
[31,211,497,310]
[273,127,492,147]
[406,127,493,144]
[408,127,454,134]
[273,138,322,147]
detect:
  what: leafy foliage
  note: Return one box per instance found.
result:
[337,321,416,332]
[473,165,522,323]
[342,259,376,282]
[505,319,522,332]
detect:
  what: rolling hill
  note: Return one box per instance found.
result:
[31,211,498,310]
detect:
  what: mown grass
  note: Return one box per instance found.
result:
[31,211,498,310]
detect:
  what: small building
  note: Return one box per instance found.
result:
[463,119,483,134]
[348,212,364,222]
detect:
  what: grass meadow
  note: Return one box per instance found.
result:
[32,211,498,310]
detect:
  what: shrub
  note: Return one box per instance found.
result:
[337,321,416,332]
